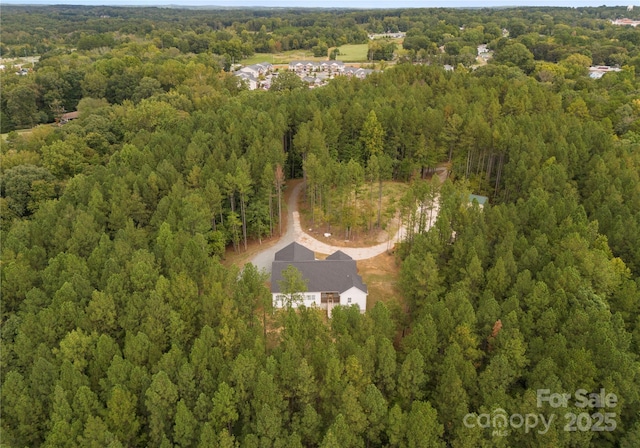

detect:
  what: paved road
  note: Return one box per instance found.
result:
[251,169,446,273]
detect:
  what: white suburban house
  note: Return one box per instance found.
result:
[288,60,345,74]
[234,62,274,90]
[271,242,368,316]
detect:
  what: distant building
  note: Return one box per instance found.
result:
[368,31,406,40]
[611,18,640,27]
[288,60,345,74]
[237,62,273,77]
[469,194,488,208]
[236,60,375,91]
[588,66,622,79]
[60,111,79,124]
[234,62,274,90]
[271,242,368,317]
[342,66,375,79]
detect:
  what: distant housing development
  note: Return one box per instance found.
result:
[271,242,368,317]
[234,62,274,90]
[235,60,375,90]
[611,18,640,27]
[368,31,406,40]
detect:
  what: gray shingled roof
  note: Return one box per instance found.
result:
[271,245,366,294]
[274,242,315,262]
[271,259,367,294]
[325,250,352,261]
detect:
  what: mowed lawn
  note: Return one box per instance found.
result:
[240,43,370,65]
[334,44,369,62]
[240,50,326,65]
[2,127,35,141]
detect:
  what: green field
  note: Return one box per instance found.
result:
[240,50,326,66]
[1,128,34,141]
[240,44,370,66]
[334,44,369,62]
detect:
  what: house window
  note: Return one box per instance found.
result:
[348,297,352,304]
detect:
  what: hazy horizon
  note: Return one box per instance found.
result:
[1,0,635,8]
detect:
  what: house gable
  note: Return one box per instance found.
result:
[340,286,367,311]
[274,242,315,262]
[326,250,352,261]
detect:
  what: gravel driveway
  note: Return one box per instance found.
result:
[251,169,445,273]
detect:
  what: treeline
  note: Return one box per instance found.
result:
[0,5,368,59]
[4,5,640,131]
[400,8,640,67]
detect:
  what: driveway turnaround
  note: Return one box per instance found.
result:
[251,169,445,273]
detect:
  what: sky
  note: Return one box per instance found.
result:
[1,0,634,7]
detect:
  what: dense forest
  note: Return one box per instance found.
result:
[2,5,640,447]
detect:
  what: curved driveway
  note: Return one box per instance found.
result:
[251,170,445,273]
[250,181,304,273]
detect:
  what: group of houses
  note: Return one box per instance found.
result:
[234,62,274,90]
[611,18,640,27]
[234,60,375,91]
[367,31,406,40]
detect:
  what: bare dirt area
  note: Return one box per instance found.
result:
[357,251,404,310]
[221,232,283,270]
[299,224,395,248]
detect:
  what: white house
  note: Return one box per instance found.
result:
[237,62,273,77]
[234,62,274,90]
[271,242,367,316]
[236,72,258,90]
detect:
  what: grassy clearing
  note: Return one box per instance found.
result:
[1,127,36,142]
[241,44,371,66]
[357,251,404,311]
[334,44,369,62]
[240,50,327,66]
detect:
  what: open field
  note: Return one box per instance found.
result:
[240,50,327,66]
[0,56,40,67]
[1,127,36,142]
[240,43,371,66]
[357,250,404,311]
[334,44,369,62]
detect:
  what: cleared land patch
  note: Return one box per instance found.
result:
[334,44,369,62]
